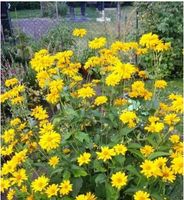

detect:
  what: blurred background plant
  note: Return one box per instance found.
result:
[32,22,76,53]
[40,2,68,18]
[2,29,33,67]
[135,2,183,79]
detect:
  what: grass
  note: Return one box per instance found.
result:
[10,9,41,19]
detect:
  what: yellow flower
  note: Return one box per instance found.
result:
[155,42,171,52]
[60,180,72,195]
[11,149,27,165]
[154,157,167,168]
[160,166,176,182]
[169,134,180,143]
[94,96,108,106]
[45,184,59,198]
[140,145,154,157]
[7,189,15,200]
[49,79,64,93]
[138,70,148,79]
[20,185,27,193]
[105,73,121,86]
[30,52,55,72]
[36,70,50,88]
[31,175,49,192]
[140,160,158,178]
[48,156,59,168]
[1,160,16,175]
[144,117,164,133]
[26,195,34,200]
[113,144,127,155]
[10,118,21,126]
[46,91,60,104]
[134,190,151,200]
[39,131,61,151]
[76,194,87,200]
[2,129,15,143]
[136,48,148,55]
[114,98,127,106]
[171,156,183,175]
[89,37,106,49]
[96,146,115,162]
[0,178,10,193]
[11,168,28,186]
[18,122,27,131]
[63,148,71,154]
[169,93,183,113]
[164,113,180,125]
[73,28,87,37]
[1,145,14,156]
[111,171,128,190]
[174,141,184,153]
[31,106,48,120]
[77,152,91,166]
[11,96,24,105]
[0,92,10,103]
[119,111,138,128]
[155,80,167,89]
[77,87,96,98]
[139,32,160,49]
[129,81,152,100]
[86,192,97,200]
[5,78,19,87]
[39,122,54,135]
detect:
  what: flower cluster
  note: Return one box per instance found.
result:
[73,28,87,37]
[1,29,183,200]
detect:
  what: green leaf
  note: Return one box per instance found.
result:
[93,160,106,172]
[147,134,157,147]
[33,162,46,168]
[61,197,73,200]
[124,187,138,194]
[75,132,90,143]
[113,155,125,166]
[52,117,62,126]
[72,166,88,177]
[108,113,118,127]
[63,132,72,141]
[105,182,119,200]
[71,177,83,197]
[125,165,141,178]
[151,193,164,200]
[64,107,79,119]
[63,170,71,179]
[51,168,63,177]
[148,152,170,160]
[95,173,106,185]
[119,127,135,136]
[128,143,142,149]
[128,149,144,160]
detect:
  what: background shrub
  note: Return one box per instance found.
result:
[57,2,68,17]
[136,2,183,79]
[10,2,40,11]
[32,23,75,53]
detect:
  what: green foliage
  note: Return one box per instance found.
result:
[32,23,75,53]
[1,27,183,200]
[136,2,183,78]
[10,2,40,11]
[41,2,56,18]
[57,2,68,17]
[1,30,33,65]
